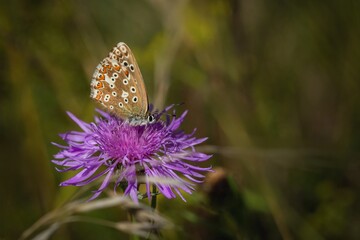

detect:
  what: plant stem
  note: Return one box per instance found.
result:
[151,184,157,209]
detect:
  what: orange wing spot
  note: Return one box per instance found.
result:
[124,69,129,77]
[113,64,121,71]
[97,74,105,81]
[103,64,111,71]
[100,68,107,74]
[95,91,103,101]
[95,81,104,89]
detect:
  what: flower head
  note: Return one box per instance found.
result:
[53,106,212,202]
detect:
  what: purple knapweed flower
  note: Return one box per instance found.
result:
[52,106,212,202]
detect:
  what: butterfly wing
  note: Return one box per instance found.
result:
[90,42,149,120]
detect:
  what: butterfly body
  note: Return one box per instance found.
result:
[90,42,154,125]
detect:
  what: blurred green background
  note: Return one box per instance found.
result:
[1,0,359,239]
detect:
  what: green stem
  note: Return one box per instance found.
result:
[148,184,161,239]
[151,184,157,209]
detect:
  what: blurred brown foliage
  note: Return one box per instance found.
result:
[1,0,359,239]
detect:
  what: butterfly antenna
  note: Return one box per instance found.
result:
[168,102,185,118]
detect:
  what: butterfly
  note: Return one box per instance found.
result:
[90,42,155,125]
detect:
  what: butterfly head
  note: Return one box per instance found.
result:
[127,113,156,126]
